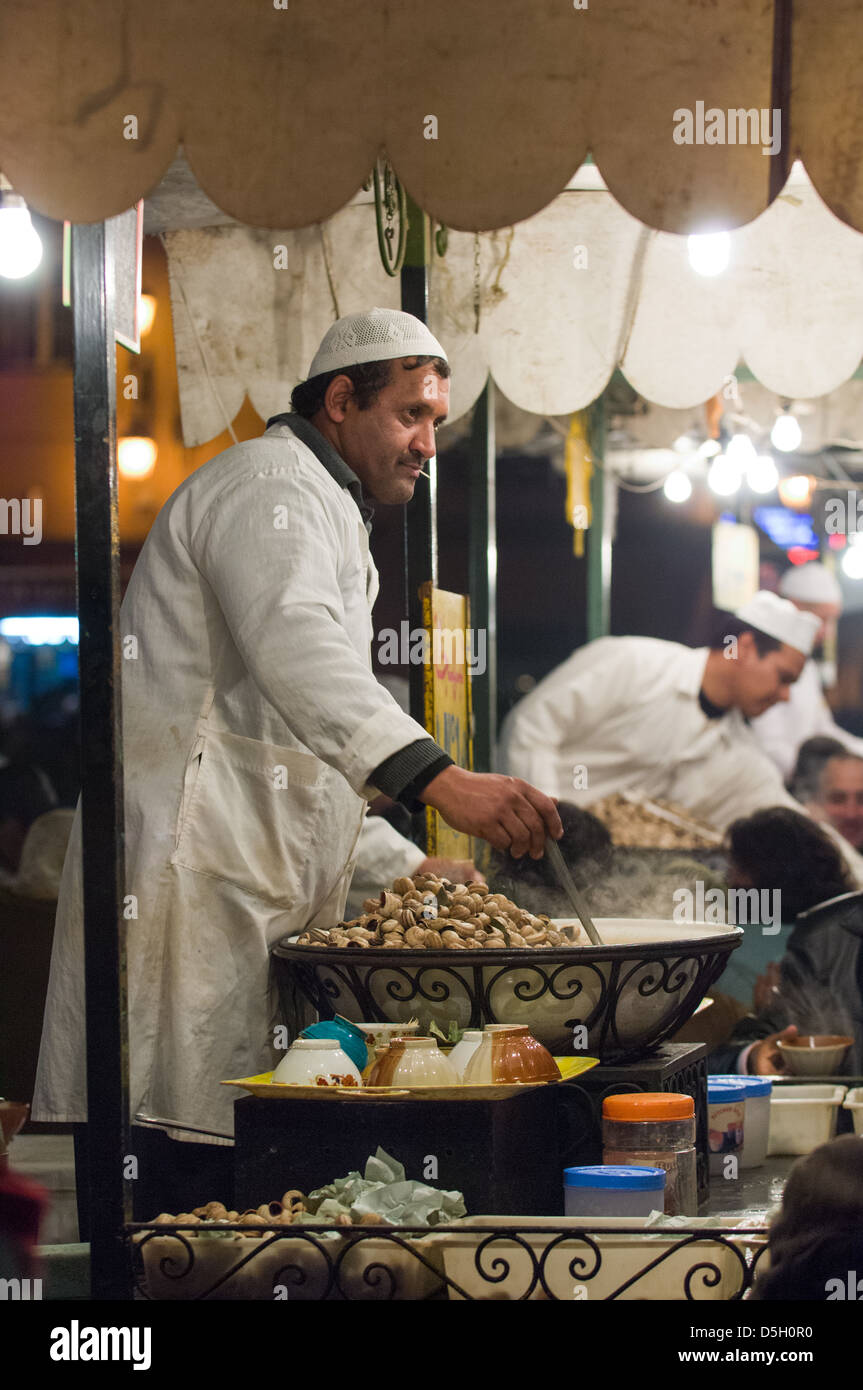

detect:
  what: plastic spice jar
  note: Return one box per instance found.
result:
[706,1079,745,1177]
[563,1165,666,1219]
[602,1093,698,1216]
[710,1075,772,1169]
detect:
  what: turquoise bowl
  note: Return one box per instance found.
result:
[301,1017,369,1073]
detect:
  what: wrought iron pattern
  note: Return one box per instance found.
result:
[128,1222,770,1301]
[274,938,738,1063]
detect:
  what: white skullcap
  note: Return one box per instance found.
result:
[308,308,448,378]
[778,561,842,606]
[735,590,821,656]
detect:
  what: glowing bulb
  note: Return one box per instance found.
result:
[707,455,742,497]
[842,542,863,580]
[777,474,812,508]
[771,411,802,452]
[663,469,692,503]
[118,436,157,479]
[673,434,697,455]
[0,205,43,279]
[698,438,722,459]
[138,293,157,336]
[746,455,779,494]
[687,231,730,277]
[726,434,757,468]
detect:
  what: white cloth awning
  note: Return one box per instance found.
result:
[165,164,863,446]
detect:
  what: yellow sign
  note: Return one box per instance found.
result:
[421,583,474,859]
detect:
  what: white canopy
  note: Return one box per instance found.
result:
[164,163,863,447]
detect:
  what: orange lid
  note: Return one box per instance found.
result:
[602,1092,694,1121]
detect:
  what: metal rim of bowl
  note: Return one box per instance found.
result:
[273,932,742,964]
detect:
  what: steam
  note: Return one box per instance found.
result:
[491,850,727,923]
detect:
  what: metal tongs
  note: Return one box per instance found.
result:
[545,836,604,946]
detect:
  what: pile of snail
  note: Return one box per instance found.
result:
[148,1192,387,1234]
[296,873,584,950]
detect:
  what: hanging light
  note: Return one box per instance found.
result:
[771,408,803,452]
[118,436,158,479]
[0,183,43,280]
[673,433,697,455]
[746,454,779,494]
[138,293,157,336]
[687,231,731,277]
[777,474,813,509]
[698,438,722,459]
[726,434,757,468]
[707,454,742,496]
[842,539,863,580]
[663,469,692,503]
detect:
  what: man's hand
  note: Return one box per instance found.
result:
[419,766,563,857]
[748,1024,798,1075]
[418,857,484,884]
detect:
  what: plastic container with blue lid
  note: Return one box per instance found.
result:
[563,1164,666,1218]
[707,1079,746,1176]
[709,1075,772,1168]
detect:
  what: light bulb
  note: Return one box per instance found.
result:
[663,470,692,503]
[698,438,722,459]
[673,434,697,455]
[746,455,779,494]
[118,436,157,479]
[0,205,43,279]
[687,231,730,277]
[771,411,802,452]
[726,434,757,468]
[778,474,812,508]
[138,293,157,336]
[842,542,863,580]
[707,455,742,497]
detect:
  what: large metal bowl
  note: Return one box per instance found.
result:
[272,918,742,1063]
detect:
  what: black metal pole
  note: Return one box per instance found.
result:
[468,377,497,771]
[402,195,435,848]
[71,220,132,1299]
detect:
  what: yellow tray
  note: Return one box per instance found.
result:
[222,1056,598,1102]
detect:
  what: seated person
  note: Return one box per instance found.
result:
[716,803,853,1008]
[787,733,846,804]
[708,808,862,1074]
[808,750,863,852]
[751,1136,863,1300]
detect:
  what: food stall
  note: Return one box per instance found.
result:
[4,0,863,1301]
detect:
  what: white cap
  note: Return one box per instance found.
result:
[778,561,842,607]
[307,308,448,378]
[735,590,821,656]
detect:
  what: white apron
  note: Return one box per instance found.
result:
[33,426,430,1140]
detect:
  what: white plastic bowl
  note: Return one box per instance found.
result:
[272,1038,361,1087]
[843,1087,863,1135]
[767,1085,847,1155]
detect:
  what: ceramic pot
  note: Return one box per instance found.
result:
[447,1031,484,1081]
[272,1038,362,1087]
[462,1024,560,1084]
[367,1036,458,1087]
[776,1035,853,1076]
[355,1021,420,1051]
[301,1017,369,1072]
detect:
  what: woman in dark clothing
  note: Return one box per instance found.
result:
[751,1136,863,1300]
[710,808,863,1074]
